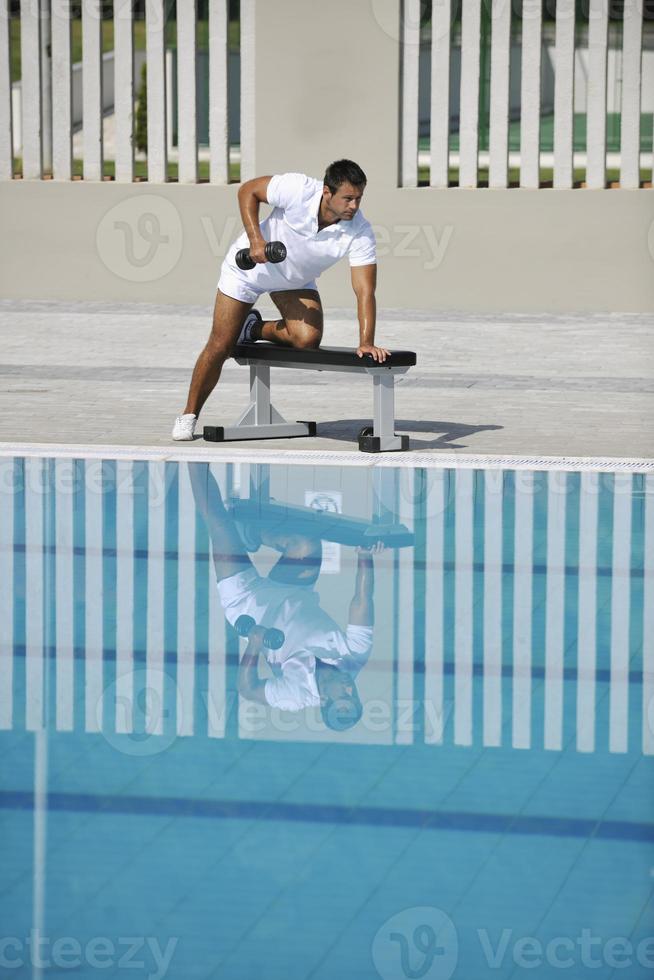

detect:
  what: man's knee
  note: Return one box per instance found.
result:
[204,334,233,362]
[292,331,322,351]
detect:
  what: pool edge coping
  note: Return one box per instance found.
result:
[0,442,653,472]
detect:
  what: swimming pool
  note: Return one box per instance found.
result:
[0,452,652,979]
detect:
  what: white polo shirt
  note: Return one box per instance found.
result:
[220,172,377,298]
[217,567,373,712]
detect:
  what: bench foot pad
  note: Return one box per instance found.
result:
[359,433,410,453]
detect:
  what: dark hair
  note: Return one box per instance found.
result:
[320,691,363,732]
[323,160,367,194]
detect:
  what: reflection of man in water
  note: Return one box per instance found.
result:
[190,465,377,731]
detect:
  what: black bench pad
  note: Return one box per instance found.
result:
[230,499,414,548]
[233,342,417,369]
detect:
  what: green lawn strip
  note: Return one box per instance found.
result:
[419,113,654,155]
[12,157,241,182]
[12,157,648,186]
[417,167,650,186]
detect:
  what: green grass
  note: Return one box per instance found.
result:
[12,156,241,182]
[417,166,651,187]
[13,157,648,187]
[10,18,239,83]
[419,113,654,155]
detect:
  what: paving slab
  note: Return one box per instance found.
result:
[0,299,652,459]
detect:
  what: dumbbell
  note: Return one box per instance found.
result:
[235,241,287,271]
[234,614,285,650]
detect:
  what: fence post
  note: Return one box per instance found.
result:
[240,0,255,182]
[488,0,512,189]
[82,0,103,180]
[620,0,644,189]
[585,0,609,190]
[401,0,420,188]
[52,0,72,179]
[20,0,43,178]
[429,0,452,189]
[519,0,542,188]
[0,0,13,179]
[114,0,134,182]
[209,0,229,184]
[177,0,198,183]
[146,0,167,183]
[553,0,575,188]
[459,0,482,187]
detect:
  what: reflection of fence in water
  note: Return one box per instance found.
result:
[0,456,651,754]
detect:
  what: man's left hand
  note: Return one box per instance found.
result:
[356,344,391,363]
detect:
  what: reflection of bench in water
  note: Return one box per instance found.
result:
[203,342,417,452]
[229,499,414,549]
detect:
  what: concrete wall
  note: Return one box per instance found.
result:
[251,0,401,188]
[1,180,652,313]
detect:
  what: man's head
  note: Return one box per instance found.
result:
[315,662,363,731]
[322,159,367,222]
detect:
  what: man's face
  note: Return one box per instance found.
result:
[322,181,365,221]
[319,669,355,702]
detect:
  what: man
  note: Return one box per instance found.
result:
[173,159,390,441]
[189,463,377,730]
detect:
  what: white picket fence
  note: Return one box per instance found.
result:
[0,0,255,183]
[0,0,650,187]
[402,0,650,189]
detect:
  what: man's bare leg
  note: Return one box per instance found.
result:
[182,290,253,418]
[255,289,323,350]
[189,464,253,583]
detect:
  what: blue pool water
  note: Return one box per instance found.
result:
[0,455,652,980]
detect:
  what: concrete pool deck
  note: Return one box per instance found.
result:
[0,299,652,461]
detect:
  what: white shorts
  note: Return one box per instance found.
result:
[217,265,318,305]
[215,567,265,625]
[216,567,302,629]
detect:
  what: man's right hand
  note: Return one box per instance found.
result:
[248,239,269,264]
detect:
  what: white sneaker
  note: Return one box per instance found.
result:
[172,414,197,441]
[237,309,263,344]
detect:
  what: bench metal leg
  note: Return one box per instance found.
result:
[204,364,316,443]
[359,374,409,453]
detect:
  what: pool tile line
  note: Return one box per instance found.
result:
[0,790,652,842]
[6,643,648,685]
[0,442,653,472]
[5,542,646,581]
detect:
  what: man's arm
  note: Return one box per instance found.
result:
[348,548,376,627]
[351,265,390,364]
[237,176,273,264]
[237,632,269,704]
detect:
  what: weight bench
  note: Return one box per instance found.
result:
[203,341,417,453]
[229,498,415,549]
